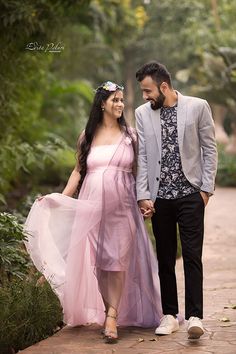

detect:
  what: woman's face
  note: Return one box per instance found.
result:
[102,90,124,119]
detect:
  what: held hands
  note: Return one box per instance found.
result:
[138,199,155,219]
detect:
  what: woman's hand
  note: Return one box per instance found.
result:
[37,196,44,201]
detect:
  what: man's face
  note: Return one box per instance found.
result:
[139,76,166,110]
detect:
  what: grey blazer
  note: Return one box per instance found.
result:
[135,91,218,202]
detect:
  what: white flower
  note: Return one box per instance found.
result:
[103,81,117,91]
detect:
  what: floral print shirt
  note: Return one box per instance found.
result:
[157,105,198,199]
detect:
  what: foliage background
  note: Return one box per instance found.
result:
[1,0,236,209]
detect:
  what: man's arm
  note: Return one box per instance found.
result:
[135,108,151,201]
[199,100,218,195]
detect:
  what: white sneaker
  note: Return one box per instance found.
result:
[155,315,179,335]
[187,316,204,339]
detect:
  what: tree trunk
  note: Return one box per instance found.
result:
[211,0,221,31]
[123,50,135,126]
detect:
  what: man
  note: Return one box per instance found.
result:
[135,61,217,339]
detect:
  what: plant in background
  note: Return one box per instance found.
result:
[0,132,71,207]
[0,274,63,354]
[216,145,236,187]
[0,212,30,284]
[0,212,63,353]
[145,219,182,259]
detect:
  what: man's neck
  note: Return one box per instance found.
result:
[164,90,178,107]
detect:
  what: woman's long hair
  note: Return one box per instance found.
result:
[77,86,135,193]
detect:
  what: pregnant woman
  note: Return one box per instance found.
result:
[24,81,162,344]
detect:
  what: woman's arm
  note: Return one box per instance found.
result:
[62,167,81,197]
[62,130,85,197]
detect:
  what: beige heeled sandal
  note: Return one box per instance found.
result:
[104,313,118,344]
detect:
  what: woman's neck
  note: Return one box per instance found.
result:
[100,117,120,130]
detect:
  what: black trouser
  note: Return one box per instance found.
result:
[151,192,205,320]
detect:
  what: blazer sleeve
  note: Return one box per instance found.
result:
[135,109,151,201]
[199,100,218,194]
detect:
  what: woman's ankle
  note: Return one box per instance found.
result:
[107,306,117,318]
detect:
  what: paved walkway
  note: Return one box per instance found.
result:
[20,187,236,354]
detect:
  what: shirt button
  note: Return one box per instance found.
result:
[156,177,159,181]
[158,161,160,164]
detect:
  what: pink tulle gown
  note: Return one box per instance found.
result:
[24,132,163,327]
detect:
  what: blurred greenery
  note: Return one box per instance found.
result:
[0,0,236,209]
[216,145,236,186]
[146,219,182,259]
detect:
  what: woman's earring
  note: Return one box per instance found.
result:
[101,107,105,111]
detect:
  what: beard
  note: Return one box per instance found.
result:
[150,89,166,110]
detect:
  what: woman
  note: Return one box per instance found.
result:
[24,81,162,344]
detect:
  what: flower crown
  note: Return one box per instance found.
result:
[95,81,124,93]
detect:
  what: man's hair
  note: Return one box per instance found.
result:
[136,61,172,88]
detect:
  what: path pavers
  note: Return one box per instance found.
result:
[19,187,236,354]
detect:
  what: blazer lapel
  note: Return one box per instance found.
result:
[176,91,187,154]
[150,107,161,152]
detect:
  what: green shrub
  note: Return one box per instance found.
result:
[38,148,76,187]
[0,212,63,353]
[0,212,30,283]
[0,133,70,206]
[216,146,236,187]
[0,275,63,353]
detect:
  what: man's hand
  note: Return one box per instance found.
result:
[138,199,155,219]
[200,191,209,207]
